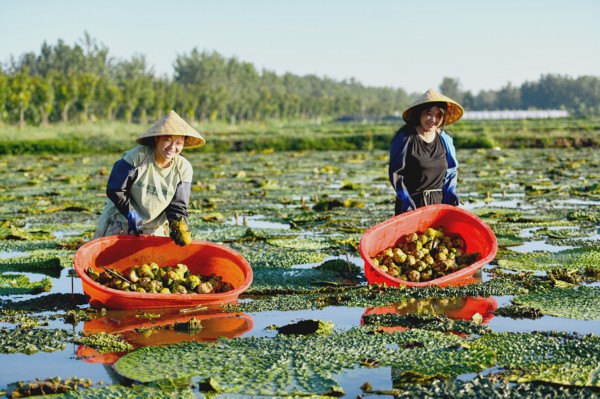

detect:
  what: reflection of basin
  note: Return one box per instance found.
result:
[77,308,254,364]
[362,296,498,333]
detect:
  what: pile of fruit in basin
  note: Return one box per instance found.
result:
[370,227,480,283]
[86,263,234,294]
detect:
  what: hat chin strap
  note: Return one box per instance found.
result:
[440,114,447,133]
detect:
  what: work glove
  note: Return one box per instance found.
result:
[169,217,192,246]
[395,191,416,215]
[126,210,143,235]
[443,187,460,206]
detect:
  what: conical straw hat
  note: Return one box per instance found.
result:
[402,88,464,126]
[136,110,205,149]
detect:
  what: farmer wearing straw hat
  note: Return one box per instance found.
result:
[94,110,205,245]
[389,88,463,215]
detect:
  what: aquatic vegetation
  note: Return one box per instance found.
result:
[497,246,600,272]
[46,384,196,399]
[275,319,334,335]
[114,328,469,395]
[75,332,134,354]
[0,256,62,278]
[315,258,361,275]
[236,242,330,268]
[362,313,491,335]
[494,304,543,319]
[0,147,599,396]
[471,332,600,387]
[0,293,88,313]
[248,268,359,295]
[0,274,52,295]
[169,217,192,246]
[388,374,598,398]
[8,377,93,398]
[513,286,600,320]
[0,327,71,354]
[114,327,600,394]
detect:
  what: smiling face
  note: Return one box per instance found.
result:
[419,105,446,133]
[154,135,185,165]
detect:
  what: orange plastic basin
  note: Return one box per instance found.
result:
[73,235,253,309]
[359,204,497,287]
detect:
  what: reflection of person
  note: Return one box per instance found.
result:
[94,110,205,245]
[389,88,464,215]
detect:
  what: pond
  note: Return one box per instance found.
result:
[0,148,599,398]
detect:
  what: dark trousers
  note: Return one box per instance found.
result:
[395,190,443,215]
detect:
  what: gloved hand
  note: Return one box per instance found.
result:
[395,191,416,215]
[443,187,460,206]
[169,217,192,246]
[126,210,143,235]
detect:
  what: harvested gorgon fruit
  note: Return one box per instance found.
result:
[370,227,480,283]
[86,262,233,294]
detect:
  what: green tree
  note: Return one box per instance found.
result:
[8,67,34,128]
[0,70,8,123]
[54,72,79,123]
[96,77,121,121]
[439,77,463,104]
[78,72,100,122]
[31,74,55,126]
[115,54,153,123]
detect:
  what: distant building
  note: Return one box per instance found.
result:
[334,109,569,123]
[462,110,569,120]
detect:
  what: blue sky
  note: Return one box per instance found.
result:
[1,0,598,94]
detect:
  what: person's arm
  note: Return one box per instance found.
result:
[167,160,193,246]
[441,132,460,206]
[106,159,139,216]
[164,181,191,223]
[389,130,416,213]
[106,158,143,235]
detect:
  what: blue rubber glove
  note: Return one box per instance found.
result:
[443,187,460,206]
[396,190,416,214]
[126,210,143,235]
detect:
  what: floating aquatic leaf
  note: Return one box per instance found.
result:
[75,332,134,354]
[114,328,469,395]
[497,246,600,272]
[494,305,543,319]
[0,273,52,295]
[513,286,600,320]
[0,327,71,354]
[471,332,600,387]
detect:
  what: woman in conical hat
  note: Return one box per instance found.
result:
[389,88,463,215]
[94,110,205,245]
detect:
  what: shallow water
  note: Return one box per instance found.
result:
[1,148,599,396]
[2,240,598,396]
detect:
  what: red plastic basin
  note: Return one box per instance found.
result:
[359,204,497,287]
[73,235,253,309]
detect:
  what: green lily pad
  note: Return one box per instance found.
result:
[513,286,600,320]
[0,274,52,295]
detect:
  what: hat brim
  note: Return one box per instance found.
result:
[136,110,206,148]
[402,89,464,126]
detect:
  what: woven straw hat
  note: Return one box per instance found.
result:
[402,88,464,126]
[136,110,205,149]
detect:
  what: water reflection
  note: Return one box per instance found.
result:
[362,296,498,333]
[77,307,253,364]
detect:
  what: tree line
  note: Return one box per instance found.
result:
[1,33,599,128]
